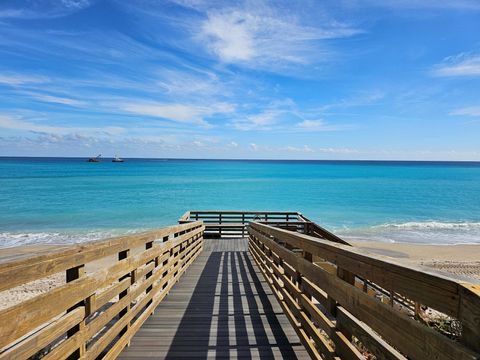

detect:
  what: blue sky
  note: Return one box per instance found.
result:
[0,0,479,160]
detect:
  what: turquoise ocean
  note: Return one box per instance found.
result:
[1,157,480,247]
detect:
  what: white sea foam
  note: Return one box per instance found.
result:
[337,221,480,245]
[0,229,144,248]
[372,221,480,230]
[1,221,480,248]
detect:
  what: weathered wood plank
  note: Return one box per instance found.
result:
[0,307,84,360]
[0,222,204,292]
[249,223,480,360]
[0,221,204,359]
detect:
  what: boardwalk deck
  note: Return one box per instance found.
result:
[118,238,309,359]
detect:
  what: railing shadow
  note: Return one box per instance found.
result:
[165,250,301,359]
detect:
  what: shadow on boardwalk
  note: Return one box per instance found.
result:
[119,239,308,359]
[166,251,303,359]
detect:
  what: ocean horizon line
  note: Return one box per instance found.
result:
[1,156,480,165]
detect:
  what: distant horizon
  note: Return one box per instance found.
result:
[2,155,480,164]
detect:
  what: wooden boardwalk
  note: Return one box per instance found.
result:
[118,239,309,359]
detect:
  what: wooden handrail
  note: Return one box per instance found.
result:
[179,210,308,238]
[248,221,480,359]
[179,210,352,245]
[0,221,205,359]
[187,210,302,215]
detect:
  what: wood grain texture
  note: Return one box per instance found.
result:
[248,222,480,360]
[0,222,204,360]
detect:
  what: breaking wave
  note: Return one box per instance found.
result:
[0,229,144,248]
[337,221,480,244]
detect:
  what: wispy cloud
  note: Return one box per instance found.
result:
[431,53,480,77]
[450,106,480,117]
[232,110,281,130]
[231,98,354,132]
[297,120,327,130]
[0,1,92,19]
[27,93,86,107]
[196,4,361,70]
[155,67,225,96]
[0,115,124,136]
[119,101,235,126]
[0,74,50,85]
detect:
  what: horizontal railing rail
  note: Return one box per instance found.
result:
[179,210,307,238]
[0,221,204,360]
[180,210,351,245]
[248,221,480,360]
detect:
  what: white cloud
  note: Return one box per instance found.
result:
[318,147,358,154]
[61,0,91,9]
[431,53,480,77]
[284,145,315,153]
[232,110,282,130]
[201,11,255,62]
[250,143,258,151]
[297,119,327,130]
[0,1,92,19]
[0,9,27,18]
[295,119,352,132]
[198,6,361,68]
[156,67,223,96]
[120,101,235,126]
[450,106,480,116]
[29,93,86,107]
[0,115,124,136]
[0,74,50,85]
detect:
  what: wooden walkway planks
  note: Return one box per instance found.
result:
[118,238,309,359]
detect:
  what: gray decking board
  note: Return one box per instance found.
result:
[119,238,309,359]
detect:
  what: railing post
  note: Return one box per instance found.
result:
[219,213,222,238]
[459,285,480,352]
[242,213,245,237]
[66,264,86,359]
[304,222,310,235]
[145,241,155,312]
[326,266,355,315]
[301,251,312,301]
[118,249,131,342]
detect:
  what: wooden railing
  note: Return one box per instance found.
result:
[179,210,351,245]
[248,222,480,360]
[179,210,307,238]
[0,221,204,360]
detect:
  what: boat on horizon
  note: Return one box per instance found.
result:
[87,154,101,162]
[112,155,124,162]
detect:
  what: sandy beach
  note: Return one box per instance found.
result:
[0,240,479,311]
[0,244,132,311]
[351,241,480,282]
